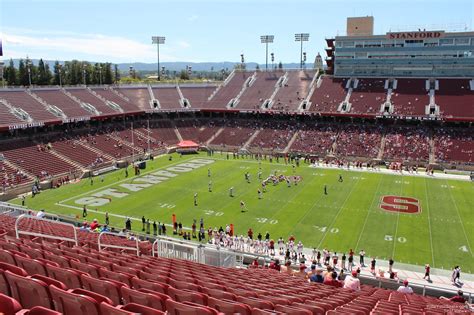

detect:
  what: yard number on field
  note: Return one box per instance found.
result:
[459,245,468,253]
[256,217,278,225]
[204,210,224,216]
[157,203,175,209]
[313,226,339,233]
[385,235,407,243]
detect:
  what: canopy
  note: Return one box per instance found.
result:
[177,140,199,148]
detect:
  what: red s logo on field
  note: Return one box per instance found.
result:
[380,196,421,214]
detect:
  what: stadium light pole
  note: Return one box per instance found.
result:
[83,64,87,85]
[27,61,32,86]
[260,35,274,71]
[58,64,62,87]
[295,33,310,69]
[270,52,274,70]
[152,36,165,81]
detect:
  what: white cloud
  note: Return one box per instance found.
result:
[0,29,180,63]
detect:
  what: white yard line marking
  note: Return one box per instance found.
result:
[316,177,361,249]
[445,180,474,257]
[354,174,384,250]
[424,178,436,267]
[391,174,404,259]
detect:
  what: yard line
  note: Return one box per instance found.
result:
[316,177,361,249]
[58,155,207,204]
[424,178,436,267]
[391,174,404,259]
[353,174,384,251]
[445,180,474,257]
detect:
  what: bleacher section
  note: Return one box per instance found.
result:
[272,70,315,111]
[383,127,431,162]
[210,120,256,147]
[435,79,474,119]
[0,212,467,315]
[309,77,348,113]
[91,88,141,113]
[180,86,216,108]
[66,88,119,115]
[236,71,283,110]
[0,91,59,122]
[391,79,429,117]
[350,79,387,115]
[1,140,76,179]
[151,87,182,110]
[207,71,253,109]
[248,121,296,152]
[434,128,474,164]
[175,119,220,145]
[335,125,383,158]
[290,123,338,156]
[115,87,152,112]
[0,102,26,126]
[32,89,92,119]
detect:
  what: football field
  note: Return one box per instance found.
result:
[8,152,474,273]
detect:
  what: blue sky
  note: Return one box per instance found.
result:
[1,0,473,64]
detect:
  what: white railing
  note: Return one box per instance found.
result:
[15,214,78,246]
[98,231,139,256]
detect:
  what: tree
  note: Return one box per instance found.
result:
[53,61,61,86]
[278,61,283,69]
[114,64,120,83]
[18,59,30,86]
[4,59,17,86]
[255,64,260,71]
[179,70,189,80]
[35,59,52,85]
[103,63,113,84]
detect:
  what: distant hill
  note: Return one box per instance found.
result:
[8,59,304,72]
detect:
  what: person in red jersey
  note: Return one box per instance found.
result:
[423,264,431,281]
[324,271,342,288]
[440,290,466,303]
[90,219,99,230]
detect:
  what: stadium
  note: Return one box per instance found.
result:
[0,1,473,314]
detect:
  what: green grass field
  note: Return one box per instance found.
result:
[8,152,474,272]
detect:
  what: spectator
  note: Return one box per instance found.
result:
[343,270,361,291]
[389,258,394,272]
[440,290,466,303]
[324,271,342,288]
[397,280,413,294]
[36,209,46,219]
[309,267,324,283]
[90,219,99,230]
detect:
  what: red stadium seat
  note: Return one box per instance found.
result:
[0,292,22,315]
[131,277,169,294]
[167,286,208,305]
[100,268,135,287]
[274,304,313,315]
[15,306,62,315]
[0,249,16,265]
[4,270,53,309]
[30,274,67,290]
[201,287,237,300]
[49,285,102,315]
[120,286,168,311]
[207,297,252,315]
[69,260,103,278]
[81,274,125,305]
[236,296,274,310]
[14,254,49,276]
[165,299,216,315]
[100,301,165,315]
[45,264,82,289]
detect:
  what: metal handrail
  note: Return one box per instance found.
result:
[15,214,78,246]
[98,231,139,256]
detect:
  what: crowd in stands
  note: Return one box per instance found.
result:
[335,125,383,158]
[383,127,431,162]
